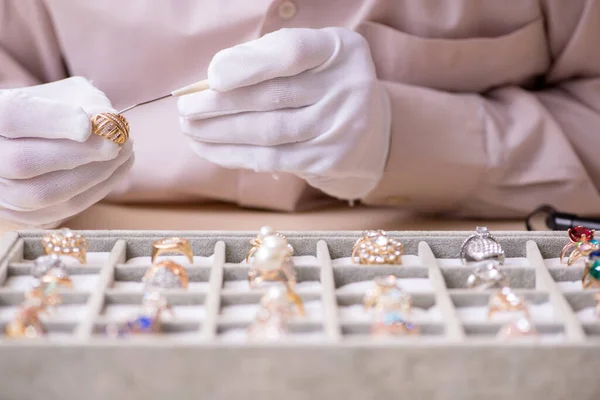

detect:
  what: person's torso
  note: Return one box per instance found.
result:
[42,0,547,210]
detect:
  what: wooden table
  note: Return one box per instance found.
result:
[0,202,526,233]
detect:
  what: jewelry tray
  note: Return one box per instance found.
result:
[0,229,598,400]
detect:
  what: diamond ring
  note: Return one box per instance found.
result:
[459,226,504,265]
[351,230,404,265]
[488,287,529,319]
[42,228,88,264]
[142,260,189,290]
[497,316,538,340]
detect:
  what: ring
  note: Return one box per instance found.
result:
[106,292,172,337]
[90,112,130,145]
[142,260,189,290]
[5,300,46,338]
[466,261,508,290]
[582,249,600,289]
[497,316,538,339]
[42,228,88,264]
[560,226,598,266]
[351,230,404,265]
[151,237,194,264]
[32,254,66,279]
[247,308,289,341]
[260,285,305,317]
[363,275,412,313]
[248,234,296,289]
[459,226,504,265]
[488,287,529,319]
[246,226,293,264]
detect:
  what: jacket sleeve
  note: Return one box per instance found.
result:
[0,0,66,89]
[359,0,600,218]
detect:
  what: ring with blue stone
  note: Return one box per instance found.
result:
[583,250,600,289]
[106,292,172,337]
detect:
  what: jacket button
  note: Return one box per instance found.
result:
[278,0,297,20]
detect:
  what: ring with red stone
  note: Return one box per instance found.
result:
[248,234,296,289]
[488,287,530,319]
[497,316,538,340]
[352,230,404,265]
[560,226,599,266]
[246,226,293,264]
[42,228,88,264]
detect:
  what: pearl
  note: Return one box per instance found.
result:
[259,226,275,239]
[253,247,283,270]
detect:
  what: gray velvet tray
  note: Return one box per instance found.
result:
[0,229,598,400]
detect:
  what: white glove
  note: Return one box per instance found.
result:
[178,27,391,200]
[0,77,134,228]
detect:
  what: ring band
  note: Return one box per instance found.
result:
[352,230,404,265]
[142,260,189,290]
[151,237,194,264]
[246,226,293,264]
[90,112,130,145]
[459,226,504,265]
[560,226,598,266]
[42,228,88,264]
[488,287,529,319]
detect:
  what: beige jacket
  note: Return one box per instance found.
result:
[1,0,600,217]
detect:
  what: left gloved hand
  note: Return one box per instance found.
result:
[178,27,391,200]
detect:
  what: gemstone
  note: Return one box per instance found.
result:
[136,316,153,330]
[475,226,489,237]
[578,242,593,252]
[589,262,600,280]
[590,250,600,259]
[592,239,599,245]
[569,226,594,242]
[375,235,389,247]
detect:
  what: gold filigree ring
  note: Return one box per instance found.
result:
[488,287,530,319]
[90,112,130,145]
[151,237,194,264]
[352,230,404,265]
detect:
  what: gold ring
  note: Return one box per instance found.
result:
[247,286,304,340]
[560,226,598,266]
[42,228,88,264]
[142,260,189,290]
[488,287,529,319]
[5,300,46,338]
[90,112,130,145]
[246,226,293,264]
[151,237,194,264]
[363,275,412,313]
[351,230,404,265]
[248,234,296,289]
[497,316,538,339]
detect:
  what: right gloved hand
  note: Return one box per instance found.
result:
[0,77,134,228]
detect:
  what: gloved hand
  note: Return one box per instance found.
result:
[0,77,134,228]
[178,27,391,200]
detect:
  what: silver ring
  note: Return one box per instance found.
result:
[459,226,505,265]
[466,261,508,290]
